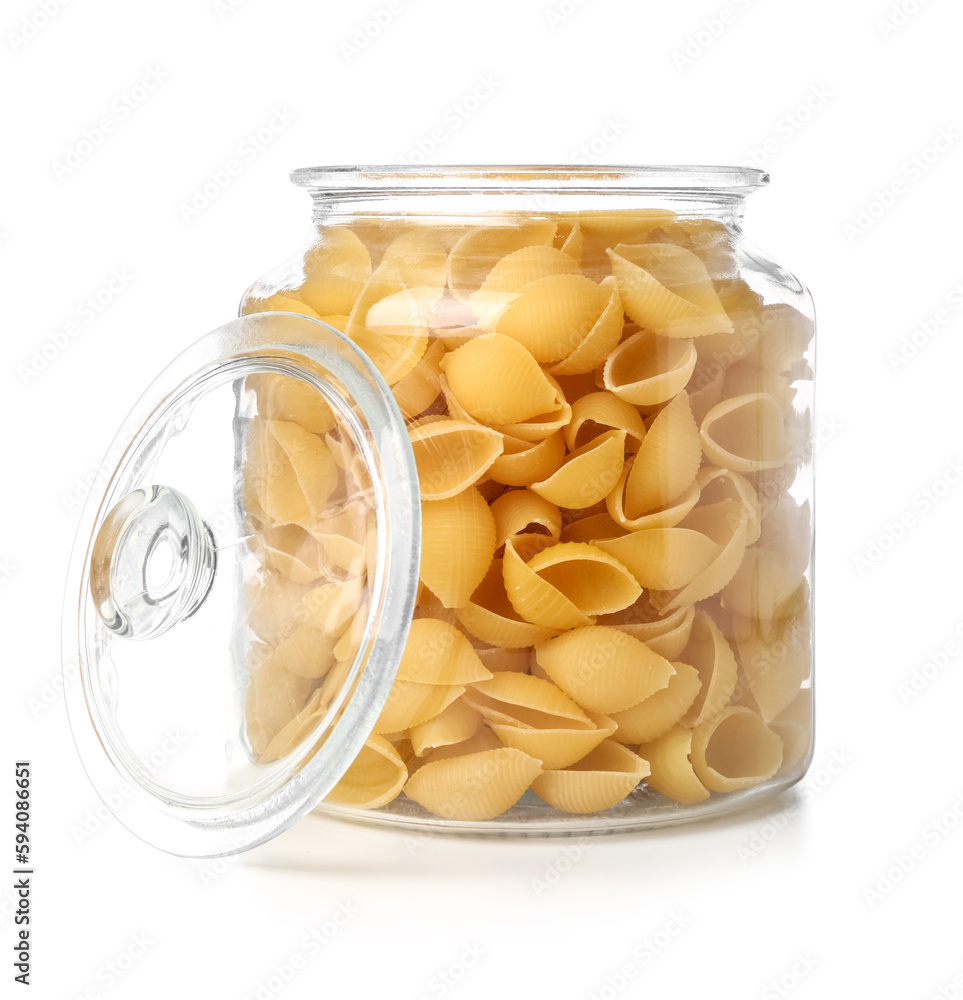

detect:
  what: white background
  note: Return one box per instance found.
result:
[3,0,963,997]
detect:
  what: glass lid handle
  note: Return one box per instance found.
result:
[89,485,217,641]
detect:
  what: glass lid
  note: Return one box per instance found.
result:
[62,312,420,858]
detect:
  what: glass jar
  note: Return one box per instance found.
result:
[64,166,814,858]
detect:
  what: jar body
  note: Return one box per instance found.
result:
[238,168,814,834]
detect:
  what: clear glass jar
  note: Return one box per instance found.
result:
[65,166,814,858]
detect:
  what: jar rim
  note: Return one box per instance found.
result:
[290,164,768,195]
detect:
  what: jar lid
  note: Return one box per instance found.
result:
[62,312,420,858]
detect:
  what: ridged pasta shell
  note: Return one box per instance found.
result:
[561,512,626,544]
[257,525,334,584]
[531,429,627,509]
[687,363,727,426]
[535,626,675,713]
[607,244,733,339]
[696,467,762,545]
[447,221,557,302]
[610,661,702,744]
[244,648,315,761]
[603,330,698,407]
[559,222,583,263]
[299,228,372,316]
[700,393,789,472]
[723,360,796,413]
[241,292,322,320]
[501,541,592,630]
[250,373,336,436]
[769,688,813,773]
[465,672,592,727]
[379,229,449,289]
[694,279,764,370]
[391,338,446,419]
[455,558,558,648]
[600,603,696,661]
[623,392,702,519]
[680,611,738,727]
[735,615,811,723]
[373,679,466,734]
[298,578,365,637]
[409,418,504,500]
[488,430,565,487]
[470,245,581,326]
[245,570,311,645]
[486,273,611,364]
[491,711,618,771]
[565,391,647,453]
[396,618,493,685]
[420,487,496,608]
[403,747,543,820]
[325,734,408,809]
[258,687,328,764]
[420,727,504,764]
[440,333,558,425]
[546,280,625,376]
[531,741,650,813]
[409,698,484,757]
[491,489,562,548]
[690,706,783,792]
[595,528,721,591]
[262,622,338,680]
[753,304,814,374]
[723,546,805,621]
[491,381,572,442]
[606,469,701,532]
[639,726,710,804]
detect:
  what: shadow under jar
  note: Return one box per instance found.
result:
[237,165,815,837]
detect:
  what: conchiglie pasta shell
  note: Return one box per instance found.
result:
[491,489,561,548]
[373,680,466,734]
[559,222,583,263]
[245,570,311,645]
[527,541,641,616]
[578,208,675,246]
[409,698,484,757]
[470,245,580,325]
[256,525,332,584]
[298,228,372,316]
[404,747,542,820]
[298,578,366,637]
[696,466,762,545]
[723,360,796,413]
[700,393,789,472]
[607,244,733,339]
[639,726,710,804]
[379,229,450,289]
[259,687,328,764]
[603,330,698,407]
[409,418,504,500]
[535,626,675,714]
[546,280,625,376]
[391,338,445,418]
[485,273,610,364]
[488,430,566,487]
[420,488,496,608]
[250,373,336,435]
[723,546,806,623]
[753,304,814,374]
[680,611,738,727]
[560,512,626,544]
[769,688,813,773]
[456,558,558,648]
[241,292,322,319]
[502,540,593,631]
[594,528,720,591]
[325,734,407,809]
[694,279,764,370]
[599,601,696,661]
[396,618,493,685]
[565,391,646,453]
[610,661,702,744]
[244,649,315,761]
[531,429,627,509]
[690,706,783,792]
[686,363,727,426]
[491,384,572,443]
[447,221,557,301]
[264,623,338,680]
[440,333,558,425]
[531,741,650,813]
[465,672,592,727]
[491,711,617,771]
[606,470,701,532]
[623,392,702,519]
[420,727,504,765]
[735,616,810,723]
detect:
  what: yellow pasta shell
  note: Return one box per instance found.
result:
[753,304,814,374]
[470,245,581,326]
[250,373,336,435]
[565,391,646,453]
[680,611,738,727]
[488,431,565,487]
[403,747,543,820]
[610,661,702,744]
[528,541,642,616]
[606,470,701,532]
[623,392,702,519]
[723,546,805,621]
[263,622,338,680]
[531,429,627,509]
[594,527,721,592]
[531,741,651,813]
[245,570,311,645]
[240,292,322,320]
[258,687,328,764]
[299,227,372,316]
[546,280,625,376]
[391,338,445,418]
[700,393,789,472]
[640,726,710,804]
[256,525,335,584]
[603,330,698,407]
[447,221,557,302]
[723,360,796,413]
[502,540,593,631]
[486,272,610,364]
[325,734,407,810]
[769,688,813,773]
[735,615,811,723]
[491,489,562,548]
[440,333,557,425]
[690,706,783,792]
[373,679,466,734]
[379,228,450,289]
[396,618,493,685]
[475,646,531,674]
[696,466,762,545]
[535,625,675,714]
[244,649,315,761]
[420,488,496,608]
[465,672,592,727]
[409,418,504,500]
[561,512,626,545]
[491,711,617,771]
[687,363,727,426]
[409,698,484,757]
[491,384,572,443]
[558,222,583,263]
[607,243,733,339]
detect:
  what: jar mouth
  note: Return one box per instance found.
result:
[290,164,768,196]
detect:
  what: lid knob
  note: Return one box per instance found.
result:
[89,485,217,640]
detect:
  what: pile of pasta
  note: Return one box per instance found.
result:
[240,210,814,821]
